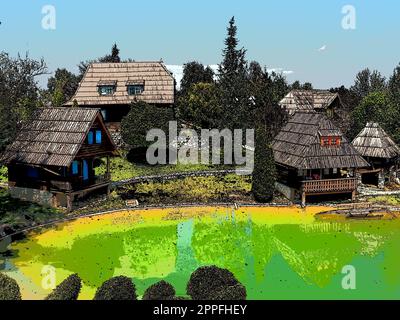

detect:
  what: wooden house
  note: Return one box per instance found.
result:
[64,62,175,132]
[0,107,117,210]
[352,122,400,187]
[279,90,340,117]
[272,111,370,205]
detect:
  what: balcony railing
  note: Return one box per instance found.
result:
[50,173,111,192]
[301,178,358,194]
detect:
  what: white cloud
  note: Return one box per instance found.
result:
[267,68,294,75]
[318,45,327,52]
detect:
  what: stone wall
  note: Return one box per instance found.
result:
[9,186,54,207]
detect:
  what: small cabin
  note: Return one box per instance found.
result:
[279,90,341,117]
[272,111,370,205]
[0,107,117,210]
[64,62,175,133]
[352,122,400,187]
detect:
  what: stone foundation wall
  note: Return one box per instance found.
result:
[9,186,54,207]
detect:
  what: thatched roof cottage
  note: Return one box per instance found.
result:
[352,122,400,186]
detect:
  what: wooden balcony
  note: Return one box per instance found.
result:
[301,178,358,194]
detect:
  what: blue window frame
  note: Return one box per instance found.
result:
[72,161,79,175]
[127,85,144,95]
[98,85,115,96]
[95,130,102,144]
[27,167,39,178]
[88,131,94,144]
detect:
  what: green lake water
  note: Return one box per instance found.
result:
[0,206,399,300]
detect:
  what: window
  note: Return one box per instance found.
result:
[88,131,94,144]
[127,85,144,95]
[27,167,39,178]
[98,85,115,96]
[95,130,102,144]
[72,161,79,175]
[320,136,341,147]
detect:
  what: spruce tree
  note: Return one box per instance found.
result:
[218,17,250,130]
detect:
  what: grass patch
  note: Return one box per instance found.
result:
[128,174,252,204]
[95,156,232,182]
[367,195,400,206]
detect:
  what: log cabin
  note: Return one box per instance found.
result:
[64,62,175,133]
[352,122,400,187]
[0,107,117,210]
[272,111,370,205]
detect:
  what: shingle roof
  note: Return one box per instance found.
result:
[1,107,108,167]
[65,62,175,106]
[279,90,338,114]
[352,122,400,159]
[272,112,370,170]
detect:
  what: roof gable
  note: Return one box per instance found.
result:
[1,107,116,167]
[273,112,370,169]
[65,62,175,106]
[352,122,400,159]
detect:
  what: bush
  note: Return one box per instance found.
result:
[210,283,247,300]
[187,266,246,300]
[0,273,22,300]
[142,280,176,300]
[45,274,81,300]
[94,276,137,300]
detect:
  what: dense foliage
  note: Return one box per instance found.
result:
[142,280,176,300]
[186,265,246,300]
[94,276,137,300]
[45,274,82,300]
[121,101,175,149]
[251,126,277,202]
[46,68,80,106]
[0,52,47,151]
[0,273,22,300]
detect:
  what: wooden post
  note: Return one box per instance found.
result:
[106,156,110,178]
[351,190,357,202]
[301,191,306,207]
[66,193,72,212]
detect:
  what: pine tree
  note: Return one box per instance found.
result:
[110,43,121,63]
[218,17,250,130]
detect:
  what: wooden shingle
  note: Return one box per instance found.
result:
[65,62,175,106]
[272,112,370,170]
[1,108,105,167]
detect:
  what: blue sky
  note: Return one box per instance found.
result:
[1,0,399,88]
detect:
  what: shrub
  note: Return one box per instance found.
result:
[0,273,22,300]
[45,274,81,300]
[210,283,247,300]
[142,280,176,300]
[187,266,246,300]
[94,276,137,300]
